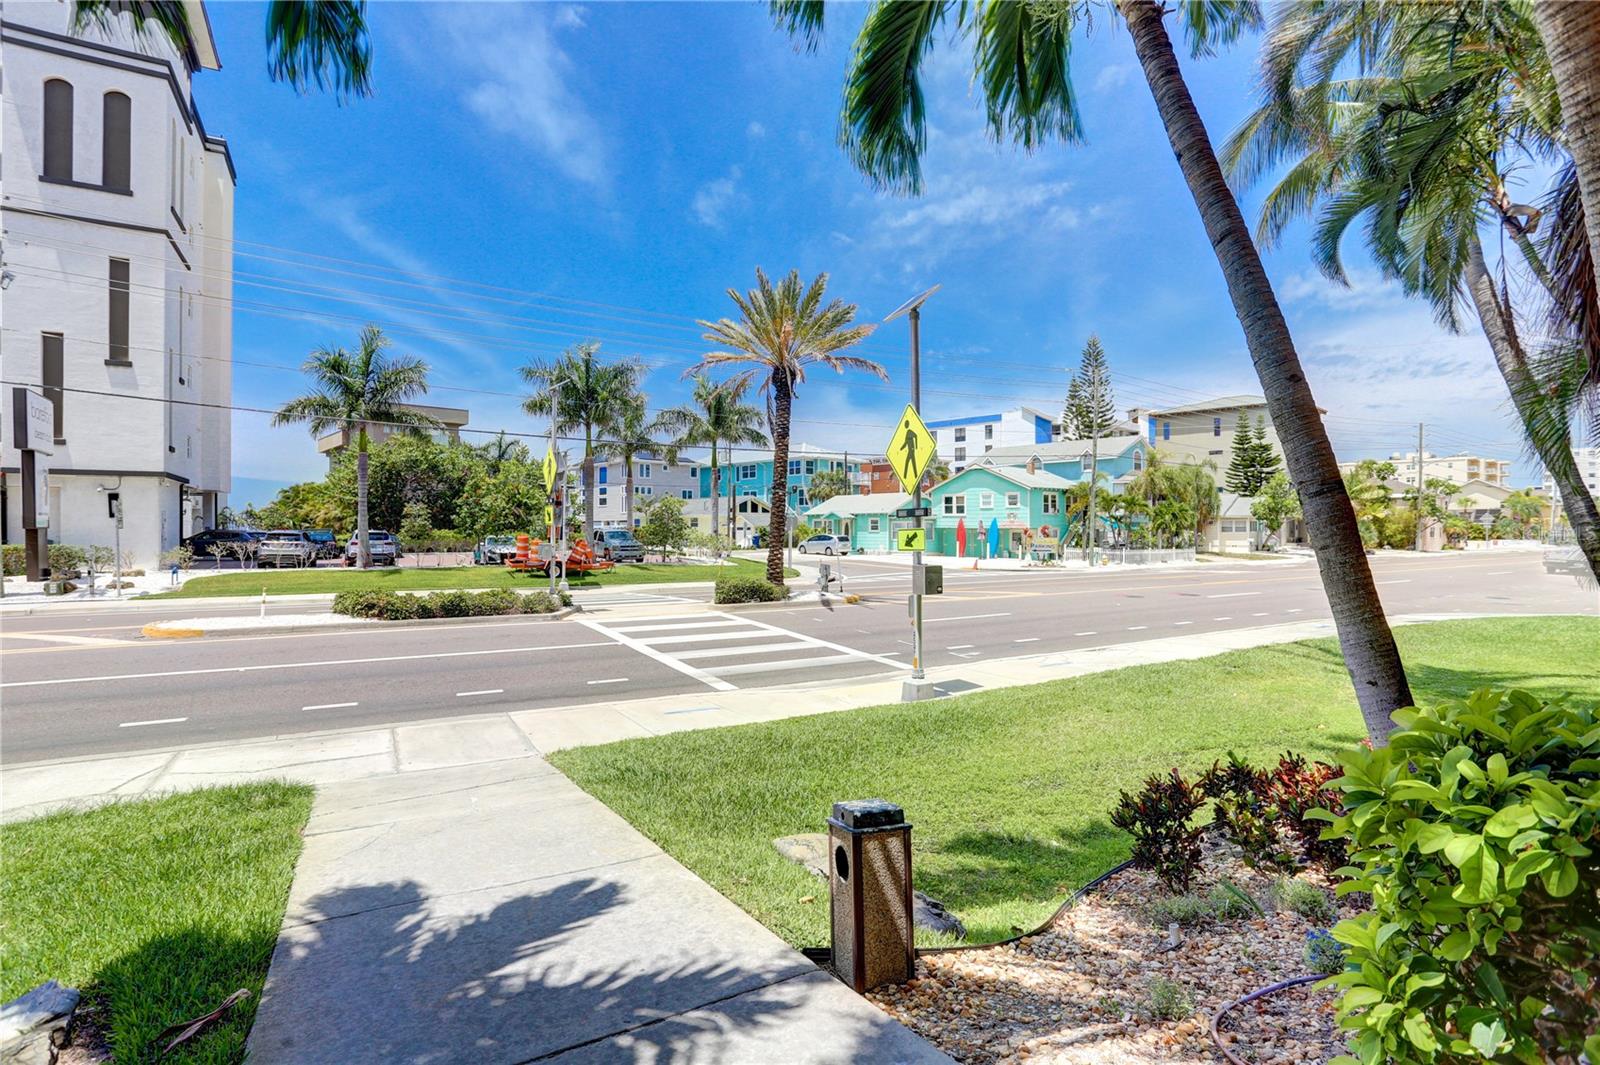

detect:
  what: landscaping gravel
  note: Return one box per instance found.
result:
[868,843,1351,1064]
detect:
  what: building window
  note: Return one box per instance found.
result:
[984,424,993,440]
[102,91,131,190]
[868,517,881,532]
[598,487,608,505]
[1080,451,1092,467]
[640,463,651,478]
[1042,493,1061,514]
[1132,450,1144,471]
[42,333,65,442]
[943,495,966,515]
[1006,492,1020,507]
[640,486,653,495]
[954,446,966,462]
[979,491,995,509]
[738,464,758,480]
[805,460,816,475]
[598,466,608,484]
[43,79,74,181]
[984,444,993,453]
[681,489,693,500]
[794,489,809,506]
[1162,421,1171,440]
[1213,416,1222,437]
[930,430,937,442]
[788,459,801,476]
[954,427,966,442]
[108,259,131,364]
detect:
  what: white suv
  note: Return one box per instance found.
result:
[797,534,849,555]
[344,530,399,566]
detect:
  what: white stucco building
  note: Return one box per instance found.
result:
[1,2,234,569]
[589,455,702,529]
[1541,446,1600,513]
[926,406,1057,471]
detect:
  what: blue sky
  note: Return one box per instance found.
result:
[194,2,1539,508]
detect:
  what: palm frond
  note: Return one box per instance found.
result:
[840,1,951,195]
[265,0,372,99]
[1181,0,1263,59]
[72,1,192,54]
[770,0,826,52]
[974,0,1083,153]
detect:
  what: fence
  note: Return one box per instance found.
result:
[1112,547,1196,566]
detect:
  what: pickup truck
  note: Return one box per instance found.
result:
[344,529,398,566]
[256,530,318,568]
[594,529,646,563]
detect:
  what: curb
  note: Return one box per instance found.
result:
[713,593,862,613]
[140,605,581,639]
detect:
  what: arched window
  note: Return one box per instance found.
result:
[102,91,131,189]
[1132,449,1144,472]
[43,79,74,181]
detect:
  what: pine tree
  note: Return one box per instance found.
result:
[1249,415,1281,486]
[1064,334,1116,439]
[1223,412,1259,496]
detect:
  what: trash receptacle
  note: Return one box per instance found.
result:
[828,799,914,993]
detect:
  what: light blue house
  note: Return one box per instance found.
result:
[698,445,864,513]
[923,465,1077,558]
[973,435,1148,489]
[803,493,911,553]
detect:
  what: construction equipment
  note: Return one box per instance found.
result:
[503,532,615,579]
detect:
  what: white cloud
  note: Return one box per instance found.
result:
[1279,267,1402,311]
[438,5,608,188]
[692,167,744,228]
[1093,64,1135,93]
[884,181,1075,232]
[747,121,767,139]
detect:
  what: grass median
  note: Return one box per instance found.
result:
[551,616,1600,948]
[0,783,313,1063]
[145,557,792,598]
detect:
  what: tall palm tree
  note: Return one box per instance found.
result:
[72,1,371,97]
[1531,3,1600,317]
[1065,473,1113,558]
[772,0,1413,739]
[688,270,884,585]
[475,431,529,476]
[1221,2,1600,581]
[521,342,644,541]
[656,374,769,548]
[600,397,677,529]
[273,325,438,568]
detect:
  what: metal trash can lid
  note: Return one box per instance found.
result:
[830,799,906,830]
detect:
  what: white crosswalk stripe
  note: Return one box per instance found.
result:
[576,612,902,690]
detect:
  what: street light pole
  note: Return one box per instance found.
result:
[887,285,940,702]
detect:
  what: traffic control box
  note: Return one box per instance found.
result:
[912,563,943,595]
[828,800,915,993]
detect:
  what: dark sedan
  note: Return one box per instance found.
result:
[181,528,258,559]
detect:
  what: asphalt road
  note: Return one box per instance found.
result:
[2,551,1593,765]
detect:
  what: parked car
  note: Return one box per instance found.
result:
[594,529,646,563]
[797,533,849,555]
[475,535,518,565]
[306,529,341,560]
[344,529,398,566]
[256,530,318,568]
[181,528,258,560]
[1543,544,1589,577]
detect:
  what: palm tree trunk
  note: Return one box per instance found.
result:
[583,428,596,542]
[1532,2,1600,310]
[625,458,635,530]
[710,446,721,549]
[766,369,791,586]
[1119,0,1412,741]
[1465,236,1600,579]
[356,426,371,569]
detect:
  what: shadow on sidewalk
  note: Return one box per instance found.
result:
[250,875,933,1064]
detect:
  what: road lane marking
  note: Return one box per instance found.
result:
[303,702,357,711]
[1485,570,1511,576]
[924,612,1012,623]
[676,642,811,660]
[635,630,784,647]
[456,689,504,697]
[119,717,187,728]
[0,641,610,689]
[606,619,747,634]
[1377,579,1412,585]
[1214,616,1232,621]
[585,677,630,685]
[1127,625,1148,631]
[705,654,861,676]
[1286,608,1303,613]
[1074,631,1098,636]
[1014,637,1040,643]
[1252,612,1269,616]
[1,632,130,647]
[576,617,735,692]
[1207,592,1260,599]
[1173,621,1193,626]
[947,644,975,650]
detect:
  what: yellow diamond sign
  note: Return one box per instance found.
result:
[884,403,936,493]
[896,527,926,552]
[542,447,558,491]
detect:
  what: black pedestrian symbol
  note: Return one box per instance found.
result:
[900,418,919,483]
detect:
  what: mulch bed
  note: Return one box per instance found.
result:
[869,842,1354,1064]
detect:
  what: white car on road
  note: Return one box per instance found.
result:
[797,534,849,555]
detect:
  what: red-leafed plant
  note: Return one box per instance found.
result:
[1111,769,1206,891]
[1263,753,1346,869]
[1200,752,1297,871]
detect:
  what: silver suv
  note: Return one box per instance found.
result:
[257,530,318,568]
[797,533,849,555]
[344,530,398,566]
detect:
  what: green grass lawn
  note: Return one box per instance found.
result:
[552,616,1599,949]
[0,783,313,1063]
[146,557,790,598]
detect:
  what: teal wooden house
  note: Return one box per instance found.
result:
[923,464,1076,558]
[803,493,911,553]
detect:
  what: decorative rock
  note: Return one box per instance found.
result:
[1,981,80,1065]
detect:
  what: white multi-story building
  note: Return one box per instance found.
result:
[926,406,1057,471]
[1541,446,1600,506]
[589,455,701,529]
[1373,451,1514,489]
[1,3,234,568]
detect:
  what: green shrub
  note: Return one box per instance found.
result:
[1110,769,1206,891]
[714,574,787,604]
[1209,879,1265,919]
[2,544,23,577]
[1201,752,1295,871]
[332,588,561,620]
[48,544,87,576]
[1146,892,1213,927]
[1303,929,1345,975]
[332,590,419,620]
[1320,689,1600,1065]
[516,590,564,614]
[1144,977,1193,1021]
[1270,876,1334,922]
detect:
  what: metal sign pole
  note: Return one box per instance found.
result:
[909,305,926,691]
[884,287,940,703]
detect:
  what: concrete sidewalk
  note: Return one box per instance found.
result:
[244,757,947,1064]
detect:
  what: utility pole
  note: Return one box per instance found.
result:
[1415,423,1426,552]
[548,375,561,598]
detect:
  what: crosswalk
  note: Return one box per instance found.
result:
[567,590,700,613]
[576,611,904,691]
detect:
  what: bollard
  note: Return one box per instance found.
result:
[828,799,914,993]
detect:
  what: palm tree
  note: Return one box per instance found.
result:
[273,326,438,568]
[807,467,852,505]
[72,1,371,97]
[770,0,1412,737]
[921,460,953,493]
[688,270,884,585]
[1065,473,1113,559]
[600,397,677,529]
[656,374,768,549]
[1531,3,1600,319]
[1221,2,1600,582]
[521,342,644,542]
[475,431,529,476]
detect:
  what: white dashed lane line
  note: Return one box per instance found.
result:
[456,689,504,697]
[304,701,357,711]
[119,717,187,728]
[585,677,630,685]
[1014,637,1040,643]
[1207,592,1260,599]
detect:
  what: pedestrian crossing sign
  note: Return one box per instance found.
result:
[542,447,558,491]
[896,527,926,552]
[544,505,556,531]
[884,404,936,493]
